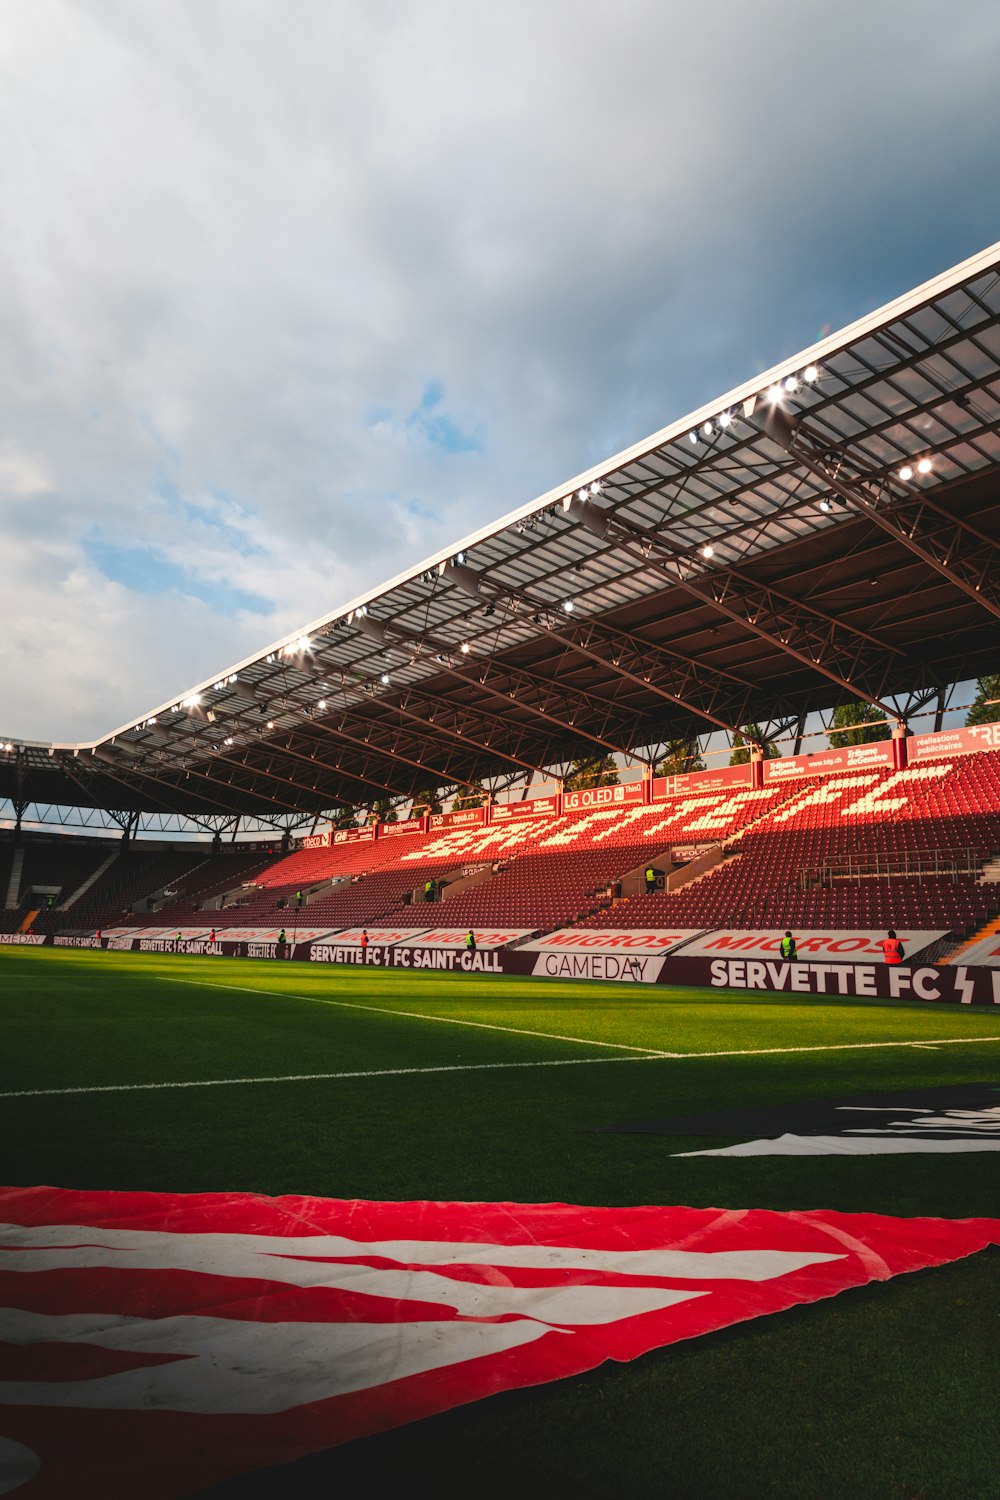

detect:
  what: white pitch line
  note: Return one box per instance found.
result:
[7,977,995,1103]
[158,976,673,1055]
[3,1037,999,1103]
[0,1053,668,1101]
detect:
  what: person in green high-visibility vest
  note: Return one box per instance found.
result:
[780,931,797,960]
[466,930,476,954]
[645,866,656,895]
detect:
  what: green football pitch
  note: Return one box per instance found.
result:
[2,944,999,1499]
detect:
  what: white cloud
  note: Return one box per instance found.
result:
[1,0,999,740]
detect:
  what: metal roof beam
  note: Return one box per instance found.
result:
[773,410,1000,625]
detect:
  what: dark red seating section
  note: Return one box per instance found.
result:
[32,847,208,933]
[6,748,1000,940]
[586,752,1000,933]
[0,837,116,933]
[118,848,279,925]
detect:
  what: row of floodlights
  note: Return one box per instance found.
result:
[688,366,821,445]
[899,457,933,482]
[132,364,839,732]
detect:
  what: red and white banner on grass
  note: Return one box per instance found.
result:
[1,1188,998,1497]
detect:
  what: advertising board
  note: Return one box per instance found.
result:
[394,928,535,950]
[298,831,331,850]
[430,807,486,830]
[332,827,375,845]
[491,796,559,822]
[562,782,644,813]
[377,819,425,838]
[763,742,894,781]
[675,929,948,961]
[907,721,1000,761]
[652,764,750,800]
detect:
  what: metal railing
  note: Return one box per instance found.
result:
[799,847,983,889]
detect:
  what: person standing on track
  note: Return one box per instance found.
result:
[780,931,798,960]
[880,930,905,964]
[466,930,476,955]
[360,929,369,959]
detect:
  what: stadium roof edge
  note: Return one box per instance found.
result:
[27,233,1000,758]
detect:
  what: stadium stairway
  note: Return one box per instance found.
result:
[938,911,1000,965]
[4,847,24,910]
[61,850,120,911]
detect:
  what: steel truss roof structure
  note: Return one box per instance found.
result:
[3,241,1000,825]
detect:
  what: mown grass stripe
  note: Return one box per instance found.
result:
[158,976,677,1054]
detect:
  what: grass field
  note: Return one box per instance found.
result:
[2,944,999,1499]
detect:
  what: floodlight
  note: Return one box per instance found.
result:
[718,411,733,429]
[689,431,699,444]
[702,421,713,437]
[460,642,471,654]
[917,457,932,474]
[784,376,799,393]
[588,481,602,495]
[223,737,234,747]
[456,552,467,564]
[183,695,200,709]
[819,498,831,512]
[316,699,327,710]
[380,673,390,684]
[562,599,575,612]
[804,365,819,383]
[767,385,783,404]
[701,545,714,559]
[898,465,914,482]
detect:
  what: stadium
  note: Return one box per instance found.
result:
[2,243,999,1498]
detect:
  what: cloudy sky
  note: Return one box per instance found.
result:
[2,0,999,745]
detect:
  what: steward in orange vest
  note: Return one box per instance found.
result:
[879,931,905,964]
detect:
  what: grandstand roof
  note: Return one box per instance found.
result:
[4,240,1000,823]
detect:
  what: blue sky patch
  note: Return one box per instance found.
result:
[368,383,482,453]
[409,381,482,453]
[83,535,272,616]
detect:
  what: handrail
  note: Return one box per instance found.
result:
[799,847,981,889]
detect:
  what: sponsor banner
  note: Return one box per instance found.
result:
[377,819,425,838]
[0,933,48,945]
[764,742,894,781]
[131,926,215,941]
[660,954,1000,1005]
[298,831,331,849]
[492,796,559,822]
[430,806,486,830]
[1,1187,997,1499]
[332,827,375,845]
[521,949,669,983]
[53,936,105,949]
[394,928,535,950]
[603,1083,1000,1157]
[318,927,421,948]
[515,929,700,985]
[908,721,1000,761]
[676,929,948,962]
[208,926,341,945]
[310,943,503,972]
[653,764,750,800]
[520,928,699,954]
[672,844,718,862]
[562,782,644,813]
